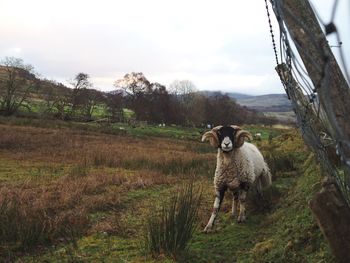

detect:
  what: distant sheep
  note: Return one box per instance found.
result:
[202,125,271,232]
[254,132,262,141]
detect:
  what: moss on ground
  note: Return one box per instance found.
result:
[246,153,335,263]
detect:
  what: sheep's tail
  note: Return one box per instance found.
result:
[256,166,272,194]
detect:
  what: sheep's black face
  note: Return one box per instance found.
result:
[217,126,236,152]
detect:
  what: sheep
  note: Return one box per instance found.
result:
[202,125,272,232]
[254,132,262,141]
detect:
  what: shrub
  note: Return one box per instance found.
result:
[145,182,202,258]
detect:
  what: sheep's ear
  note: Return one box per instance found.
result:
[202,131,219,148]
[234,130,252,148]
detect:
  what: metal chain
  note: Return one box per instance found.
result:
[264,0,289,95]
[264,0,279,67]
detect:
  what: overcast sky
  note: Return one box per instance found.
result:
[0,0,348,95]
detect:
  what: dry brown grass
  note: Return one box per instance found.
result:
[0,167,176,253]
[0,124,212,167]
[0,123,211,256]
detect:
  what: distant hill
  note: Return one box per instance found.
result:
[109,89,128,96]
[200,90,253,100]
[201,91,292,113]
[235,94,292,112]
[200,91,295,123]
[234,93,295,123]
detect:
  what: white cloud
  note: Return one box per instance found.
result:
[0,0,348,94]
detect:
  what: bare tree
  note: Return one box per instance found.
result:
[168,80,197,97]
[0,57,38,116]
[40,79,71,119]
[105,91,124,122]
[69,72,93,117]
[114,72,152,120]
[114,72,151,97]
[168,80,198,126]
[148,83,171,123]
[80,88,103,121]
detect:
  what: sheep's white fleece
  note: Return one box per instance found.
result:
[214,142,271,192]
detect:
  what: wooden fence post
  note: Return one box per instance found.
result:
[278,0,350,167]
[309,178,350,263]
[276,1,350,261]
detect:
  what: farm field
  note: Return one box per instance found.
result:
[0,120,334,262]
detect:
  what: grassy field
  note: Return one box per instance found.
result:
[0,116,203,141]
[264,111,296,124]
[0,119,334,262]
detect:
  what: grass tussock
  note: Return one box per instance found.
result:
[0,170,131,256]
[0,157,175,260]
[145,182,202,259]
[0,187,89,254]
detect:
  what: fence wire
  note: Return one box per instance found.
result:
[265,0,350,205]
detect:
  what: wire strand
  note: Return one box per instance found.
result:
[266,0,350,205]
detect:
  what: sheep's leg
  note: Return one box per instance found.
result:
[231,192,239,218]
[204,188,225,232]
[237,190,248,223]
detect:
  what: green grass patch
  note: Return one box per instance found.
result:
[24,234,145,263]
[0,157,68,182]
[111,123,202,140]
[0,116,203,141]
[246,155,335,263]
[187,214,265,263]
[244,125,284,141]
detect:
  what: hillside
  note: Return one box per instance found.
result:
[201,91,292,113]
[235,94,292,113]
[235,94,295,123]
[1,65,292,125]
[0,119,334,262]
[202,91,295,123]
[200,90,254,100]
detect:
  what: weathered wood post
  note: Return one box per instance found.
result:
[274,0,350,261]
[276,0,350,170]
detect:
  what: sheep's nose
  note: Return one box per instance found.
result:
[224,142,229,146]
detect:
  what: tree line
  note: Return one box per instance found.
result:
[0,57,278,126]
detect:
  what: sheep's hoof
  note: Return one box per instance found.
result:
[203,225,212,233]
[237,215,246,223]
